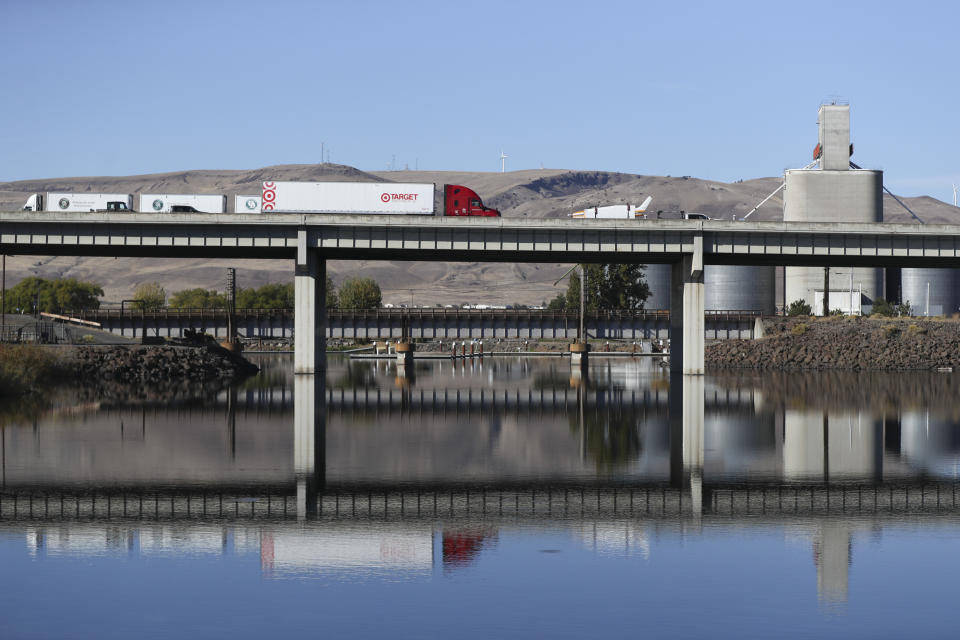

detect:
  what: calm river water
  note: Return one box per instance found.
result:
[2,353,960,638]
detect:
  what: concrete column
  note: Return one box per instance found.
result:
[294,374,325,519]
[569,341,590,372]
[670,252,704,375]
[294,234,326,375]
[396,341,415,367]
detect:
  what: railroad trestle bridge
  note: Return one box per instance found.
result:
[65,307,760,341]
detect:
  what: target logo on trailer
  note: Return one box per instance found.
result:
[262,182,276,211]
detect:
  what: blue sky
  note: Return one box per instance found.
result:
[3,0,957,203]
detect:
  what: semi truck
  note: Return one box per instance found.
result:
[138,194,227,213]
[261,181,500,216]
[22,193,133,212]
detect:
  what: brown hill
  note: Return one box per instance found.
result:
[1,164,958,306]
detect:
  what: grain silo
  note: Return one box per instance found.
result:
[642,264,671,310]
[641,263,775,313]
[900,268,960,316]
[783,104,883,313]
[705,265,776,313]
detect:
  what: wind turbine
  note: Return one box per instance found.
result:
[500,150,508,173]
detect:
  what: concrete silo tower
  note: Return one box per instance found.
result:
[783,105,883,313]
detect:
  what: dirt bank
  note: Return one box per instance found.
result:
[707,317,960,371]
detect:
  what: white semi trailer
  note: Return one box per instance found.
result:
[233,195,262,213]
[22,193,133,212]
[261,181,500,216]
[138,194,227,213]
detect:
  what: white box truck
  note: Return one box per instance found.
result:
[138,194,227,213]
[233,195,262,213]
[22,193,133,212]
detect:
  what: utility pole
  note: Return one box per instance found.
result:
[227,268,236,347]
[579,266,585,342]
[822,267,830,316]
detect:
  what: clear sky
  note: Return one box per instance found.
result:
[3,0,957,204]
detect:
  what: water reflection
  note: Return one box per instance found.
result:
[3,355,960,612]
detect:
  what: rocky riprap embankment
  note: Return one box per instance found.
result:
[72,345,259,385]
[707,317,960,371]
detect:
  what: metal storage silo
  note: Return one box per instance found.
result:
[705,265,776,313]
[642,263,671,311]
[900,268,960,316]
[641,264,775,313]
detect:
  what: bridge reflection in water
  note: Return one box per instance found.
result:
[2,356,960,603]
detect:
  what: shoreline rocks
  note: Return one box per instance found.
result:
[707,317,960,371]
[71,344,259,386]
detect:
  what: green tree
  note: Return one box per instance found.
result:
[229,278,337,310]
[237,283,295,309]
[169,288,227,309]
[787,299,812,316]
[326,275,339,310]
[3,277,102,313]
[338,277,382,309]
[565,264,650,311]
[132,282,166,311]
[547,294,567,311]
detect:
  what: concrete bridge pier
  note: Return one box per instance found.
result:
[670,249,704,375]
[295,374,326,519]
[295,242,326,375]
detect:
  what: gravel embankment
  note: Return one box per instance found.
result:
[71,345,259,384]
[707,317,960,371]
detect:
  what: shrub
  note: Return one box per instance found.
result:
[870,297,896,317]
[0,345,67,396]
[907,324,927,335]
[787,299,812,316]
[791,323,808,335]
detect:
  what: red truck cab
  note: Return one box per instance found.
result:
[444,185,500,217]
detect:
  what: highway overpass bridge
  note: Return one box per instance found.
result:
[5,211,960,374]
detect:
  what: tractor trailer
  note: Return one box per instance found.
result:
[22,193,133,212]
[261,182,500,216]
[139,194,226,213]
